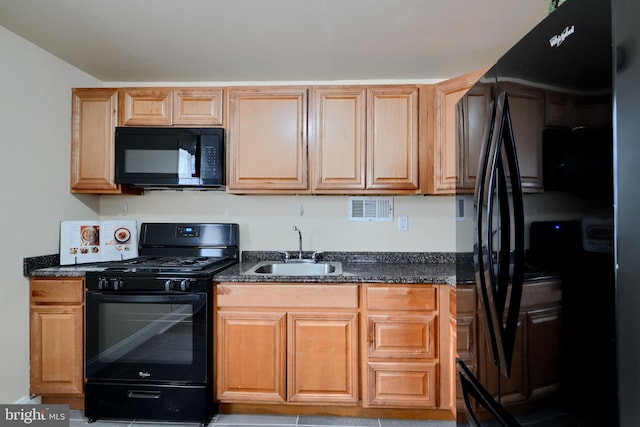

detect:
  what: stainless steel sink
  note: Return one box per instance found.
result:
[247,261,342,276]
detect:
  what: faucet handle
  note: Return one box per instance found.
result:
[311,251,324,263]
[278,251,290,262]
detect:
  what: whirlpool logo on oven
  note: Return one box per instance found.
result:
[1,405,68,426]
[138,371,151,378]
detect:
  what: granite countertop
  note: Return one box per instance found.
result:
[215,260,458,285]
[24,251,557,286]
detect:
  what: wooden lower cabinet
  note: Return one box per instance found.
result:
[362,284,454,413]
[456,279,562,418]
[216,282,455,420]
[29,278,84,406]
[288,312,359,404]
[217,310,287,402]
[215,284,359,405]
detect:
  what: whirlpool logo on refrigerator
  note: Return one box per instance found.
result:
[138,371,151,378]
[549,25,575,47]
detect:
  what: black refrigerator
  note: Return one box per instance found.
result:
[455,0,640,425]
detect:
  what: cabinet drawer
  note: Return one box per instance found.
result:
[365,361,438,408]
[366,286,437,311]
[216,284,358,309]
[368,314,437,359]
[30,279,84,304]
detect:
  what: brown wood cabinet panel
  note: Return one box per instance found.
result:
[312,87,367,191]
[71,88,134,194]
[479,313,527,407]
[120,88,172,126]
[30,279,84,304]
[367,314,437,359]
[288,312,359,404]
[427,69,488,195]
[30,306,84,395]
[366,361,438,408]
[527,306,562,399]
[216,311,287,403]
[462,280,562,416]
[216,284,358,309]
[227,87,308,192]
[366,286,437,312]
[366,87,419,191]
[501,83,544,192]
[29,278,84,396]
[173,88,223,125]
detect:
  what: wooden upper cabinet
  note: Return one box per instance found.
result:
[120,88,173,126]
[174,88,223,125]
[313,87,367,191]
[119,87,223,126]
[428,69,489,195]
[367,87,419,192]
[502,83,544,192]
[313,86,419,194]
[226,87,309,193]
[71,88,137,194]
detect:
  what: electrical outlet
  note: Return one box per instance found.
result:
[398,216,408,231]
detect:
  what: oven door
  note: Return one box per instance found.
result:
[85,291,208,383]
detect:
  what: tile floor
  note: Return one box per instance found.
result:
[69,410,456,427]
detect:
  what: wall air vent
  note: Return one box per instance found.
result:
[348,197,393,222]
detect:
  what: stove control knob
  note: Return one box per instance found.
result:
[180,280,191,291]
[98,278,109,290]
[164,280,175,291]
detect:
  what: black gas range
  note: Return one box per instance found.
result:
[86,222,239,291]
[84,223,239,425]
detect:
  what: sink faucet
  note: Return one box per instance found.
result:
[293,226,303,260]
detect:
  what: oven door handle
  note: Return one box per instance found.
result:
[86,292,204,304]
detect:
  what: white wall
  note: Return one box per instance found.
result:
[99,192,456,253]
[0,26,102,403]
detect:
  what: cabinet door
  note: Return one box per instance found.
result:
[288,312,359,404]
[71,88,131,194]
[30,305,83,395]
[527,306,562,398]
[120,88,173,126]
[429,69,488,194]
[227,87,308,192]
[312,87,367,191]
[367,87,419,191]
[173,88,223,125]
[503,84,544,192]
[216,311,287,403]
[478,312,527,407]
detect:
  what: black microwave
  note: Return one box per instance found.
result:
[114,127,225,188]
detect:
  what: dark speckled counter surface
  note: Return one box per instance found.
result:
[217,251,460,285]
[25,251,557,286]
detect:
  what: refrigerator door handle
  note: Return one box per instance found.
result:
[474,91,525,378]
